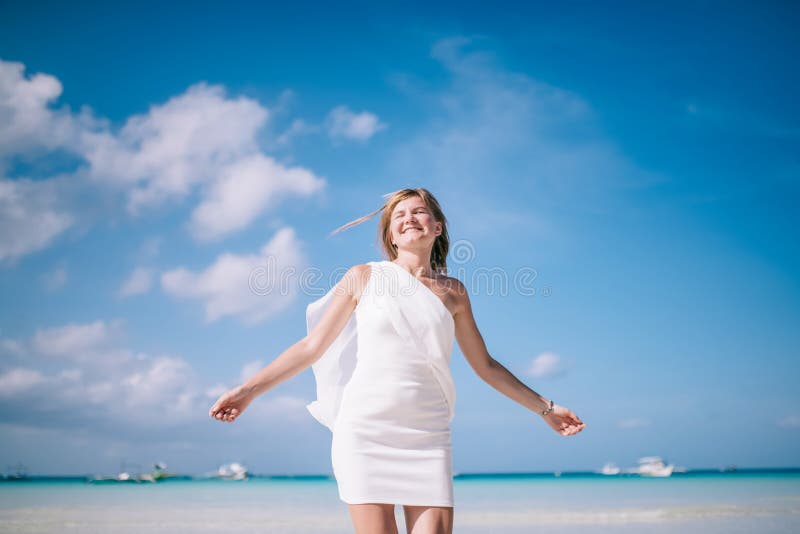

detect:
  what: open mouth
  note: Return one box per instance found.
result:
[403,227,422,233]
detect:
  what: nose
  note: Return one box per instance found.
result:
[402,216,419,228]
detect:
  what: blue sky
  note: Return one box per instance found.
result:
[0,1,798,476]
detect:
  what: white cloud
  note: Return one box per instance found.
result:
[0,176,75,263]
[188,153,325,241]
[0,367,81,398]
[161,227,306,325]
[0,320,200,428]
[0,368,46,395]
[0,61,108,263]
[0,60,326,262]
[80,81,327,228]
[120,356,194,408]
[617,417,652,429]
[82,82,269,213]
[0,319,314,434]
[0,59,101,158]
[119,267,153,297]
[527,352,567,378]
[326,105,387,141]
[84,379,115,405]
[32,319,125,361]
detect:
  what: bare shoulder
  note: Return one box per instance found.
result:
[339,263,372,303]
[433,273,470,316]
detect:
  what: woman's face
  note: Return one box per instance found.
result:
[390,196,441,251]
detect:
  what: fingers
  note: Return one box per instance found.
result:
[209,400,224,419]
[558,420,586,436]
[568,411,583,425]
[209,406,240,422]
[567,422,586,436]
[566,412,585,431]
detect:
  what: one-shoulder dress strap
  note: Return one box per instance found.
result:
[355,261,380,313]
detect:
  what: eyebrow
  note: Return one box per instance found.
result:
[393,206,428,215]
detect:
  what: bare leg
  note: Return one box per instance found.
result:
[402,505,453,534]
[348,503,399,534]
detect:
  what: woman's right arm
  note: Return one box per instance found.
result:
[209,263,370,423]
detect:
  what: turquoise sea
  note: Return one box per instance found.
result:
[1,469,799,533]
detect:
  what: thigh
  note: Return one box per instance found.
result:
[348,502,399,534]
[402,505,454,534]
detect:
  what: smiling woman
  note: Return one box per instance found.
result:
[209,187,586,534]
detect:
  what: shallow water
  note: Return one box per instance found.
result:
[1,470,798,533]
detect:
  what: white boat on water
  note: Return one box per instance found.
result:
[216,462,248,480]
[599,462,621,475]
[89,461,166,483]
[634,456,674,477]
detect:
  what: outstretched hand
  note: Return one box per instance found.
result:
[543,404,586,436]
[209,385,254,423]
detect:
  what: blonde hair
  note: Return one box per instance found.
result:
[330,188,450,274]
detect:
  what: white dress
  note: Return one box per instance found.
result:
[305,260,457,507]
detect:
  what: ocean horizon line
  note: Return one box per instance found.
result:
[3,466,800,481]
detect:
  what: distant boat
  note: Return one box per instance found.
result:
[2,463,29,480]
[216,462,248,480]
[152,462,177,481]
[634,456,674,477]
[599,462,621,475]
[89,461,160,483]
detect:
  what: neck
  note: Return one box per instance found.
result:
[392,251,434,277]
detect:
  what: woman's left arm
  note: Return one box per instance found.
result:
[451,278,586,437]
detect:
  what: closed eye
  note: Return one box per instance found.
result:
[394,208,427,218]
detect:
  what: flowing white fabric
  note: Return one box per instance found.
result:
[305,260,457,506]
[304,281,359,431]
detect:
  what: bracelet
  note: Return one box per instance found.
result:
[541,399,554,416]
